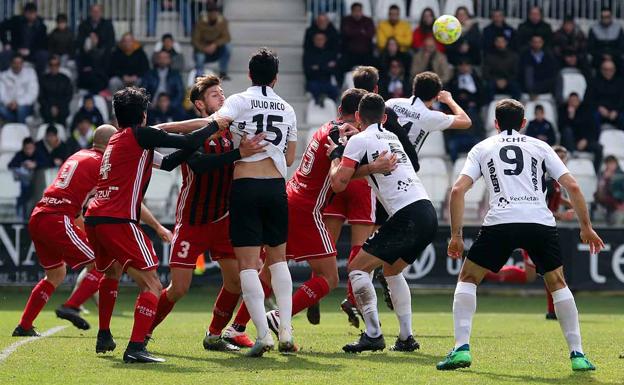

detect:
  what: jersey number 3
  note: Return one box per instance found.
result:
[252,114,283,145]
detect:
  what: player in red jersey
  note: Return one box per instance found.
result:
[147,75,265,351]
[484,145,574,319]
[12,125,117,337]
[85,87,216,363]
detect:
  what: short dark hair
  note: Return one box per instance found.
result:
[45,124,58,136]
[23,2,37,12]
[249,48,279,86]
[112,87,150,127]
[358,93,386,125]
[601,6,612,14]
[534,104,544,113]
[412,71,442,101]
[340,88,368,116]
[56,13,67,22]
[495,99,525,132]
[23,137,34,146]
[352,66,379,92]
[189,75,221,103]
[161,33,173,41]
[605,155,618,163]
[157,92,170,99]
[351,2,363,11]
[389,4,400,12]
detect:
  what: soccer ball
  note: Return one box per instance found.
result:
[433,15,462,45]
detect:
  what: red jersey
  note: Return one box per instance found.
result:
[86,127,154,222]
[32,149,102,218]
[287,120,341,208]
[546,177,562,213]
[176,130,234,225]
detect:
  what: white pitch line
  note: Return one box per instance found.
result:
[0,326,68,363]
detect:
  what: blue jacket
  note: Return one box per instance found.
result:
[142,68,185,108]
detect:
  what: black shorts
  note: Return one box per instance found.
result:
[363,199,437,265]
[229,178,288,247]
[467,223,562,274]
[374,199,388,226]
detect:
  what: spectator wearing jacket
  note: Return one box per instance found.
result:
[108,32,149,92]
[143,50,185,108]
[192,2,231,79]
[304,32,339,105]
[0,2,48,73]
[340,2,376,73]
[39,56,73,124]
[0,55,38,123]
[376,5,412,52]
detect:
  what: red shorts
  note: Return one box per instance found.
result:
[169,215,235,269]
[324,179,376,224]
[286,195,336,262]
[85,222,158,272]
[29,213,95,270]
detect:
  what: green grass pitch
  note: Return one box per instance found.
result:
[1,287,623,385]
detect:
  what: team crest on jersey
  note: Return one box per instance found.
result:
[397,178,414,192]
[238,122,246,130]
[221,137,231,147]
[498,197,510,208]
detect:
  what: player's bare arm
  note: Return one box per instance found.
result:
[438,90,472,129]
[448,174,473,259]
[187,133,268,174]
[558,173,605,254]
[155,117,213,133]
[286,140,297,167]
[140,203,173,242]
[329,157,356,193]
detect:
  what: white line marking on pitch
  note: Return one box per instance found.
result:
[0,326,68,363]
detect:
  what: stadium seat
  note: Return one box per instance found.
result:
[78,94,109,123]
[453,157,486,219]
[418,130,446,157]
[560,71,587,102]
[343,0,373,17]
[485,100,497,134]
[418,157,449,211]
[375,0,407,20]
[567,158,597,204]
[0,123,30,153]
[35,123,67,141]
[443,0,474,16]
[0,170,20,214]
[0,153,13,170]
[409,0,440,22]
[524,100,558,130]
[144,168,176,219]
[305,99,337,127]
[599,129,624,158]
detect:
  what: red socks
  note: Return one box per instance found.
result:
[346,245,362,306]
[19,279,55,329]
[64,269,103,309]
[292,276,330,315]
[98,278,118,331]
[130,292,158,343]
[208,288,240,335]
[232,279,271,327]
[485,265,527,284]
[149,289,176,334]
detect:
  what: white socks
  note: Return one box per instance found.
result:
[240,269,270,339]
[349,270,382,338]
[386,273,412,340]
[552,287,583,354]
[453,281,477,349]
[269,261,293,342]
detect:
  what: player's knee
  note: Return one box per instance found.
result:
[45,267,66,287]
[168,283,189,301]
[104,263,123,280]
[222,275,241,293]
[325,273,339,290]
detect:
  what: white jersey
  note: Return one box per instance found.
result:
[217,85,297,178]
[343,123,429,216]
[386,96,453,152]
[461,130,569,227]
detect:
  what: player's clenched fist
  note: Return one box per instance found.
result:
[447,236,464,259]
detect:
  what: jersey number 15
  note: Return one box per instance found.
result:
[252,114,283,145]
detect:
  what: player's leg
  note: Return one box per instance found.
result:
[264,243,295,352]
[203,258,241,351]
[56,262,102,329]
[96,261,122,354]
[149,267,192,335]
[13,265,66,337]
[383,260,419,352]
[293,257,337,316]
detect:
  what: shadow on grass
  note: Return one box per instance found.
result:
[97,355,206,373]
[199,352,344,371]
[303,350,441,366]
[467,369,609,385]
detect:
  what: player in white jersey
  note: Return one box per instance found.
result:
[385,71,471,155]
[437,99,603,372]
[328,93,438,353]
[212,48,297,356]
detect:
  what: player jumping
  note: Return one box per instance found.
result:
[438,99,602,371]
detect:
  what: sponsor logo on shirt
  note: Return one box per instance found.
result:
[487,158,500,193]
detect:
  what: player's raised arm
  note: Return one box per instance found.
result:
[135,121,219,150]
[437,90,472,129]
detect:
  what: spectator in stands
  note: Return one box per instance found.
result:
[377,5,412,52]
[411,36,452,84]
[8,137,39,220]
[66,117,95,154]
[0,2,48,73]
[35,125,69,168]
[39,56,72,125]
[483,34,521,100]
[304,32,339,106]
[379,37,411,83]
[192,2,231,79]
[446,6,482,66]
[517,6,553,51]
[525,104,557,145]
[304,13,339,55]
[586,59,624,130]
[0,55,38,123]
[444,58,484,161]
[411,7,444,52]
[552,15,587,60]
[588,7,624,69]
[159,34,185,73]
[483,8,517,53]
[147,92,185,125]
[379,59,410,101]
[48,14,74,61]
[108,32,149,92]
[70,94,104,132]
[340,2,376,73]
[595,155,624,225]
[76,4,115,94]
[519,35,557,97]
[559,92,603,172]
[143,50,184,108]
